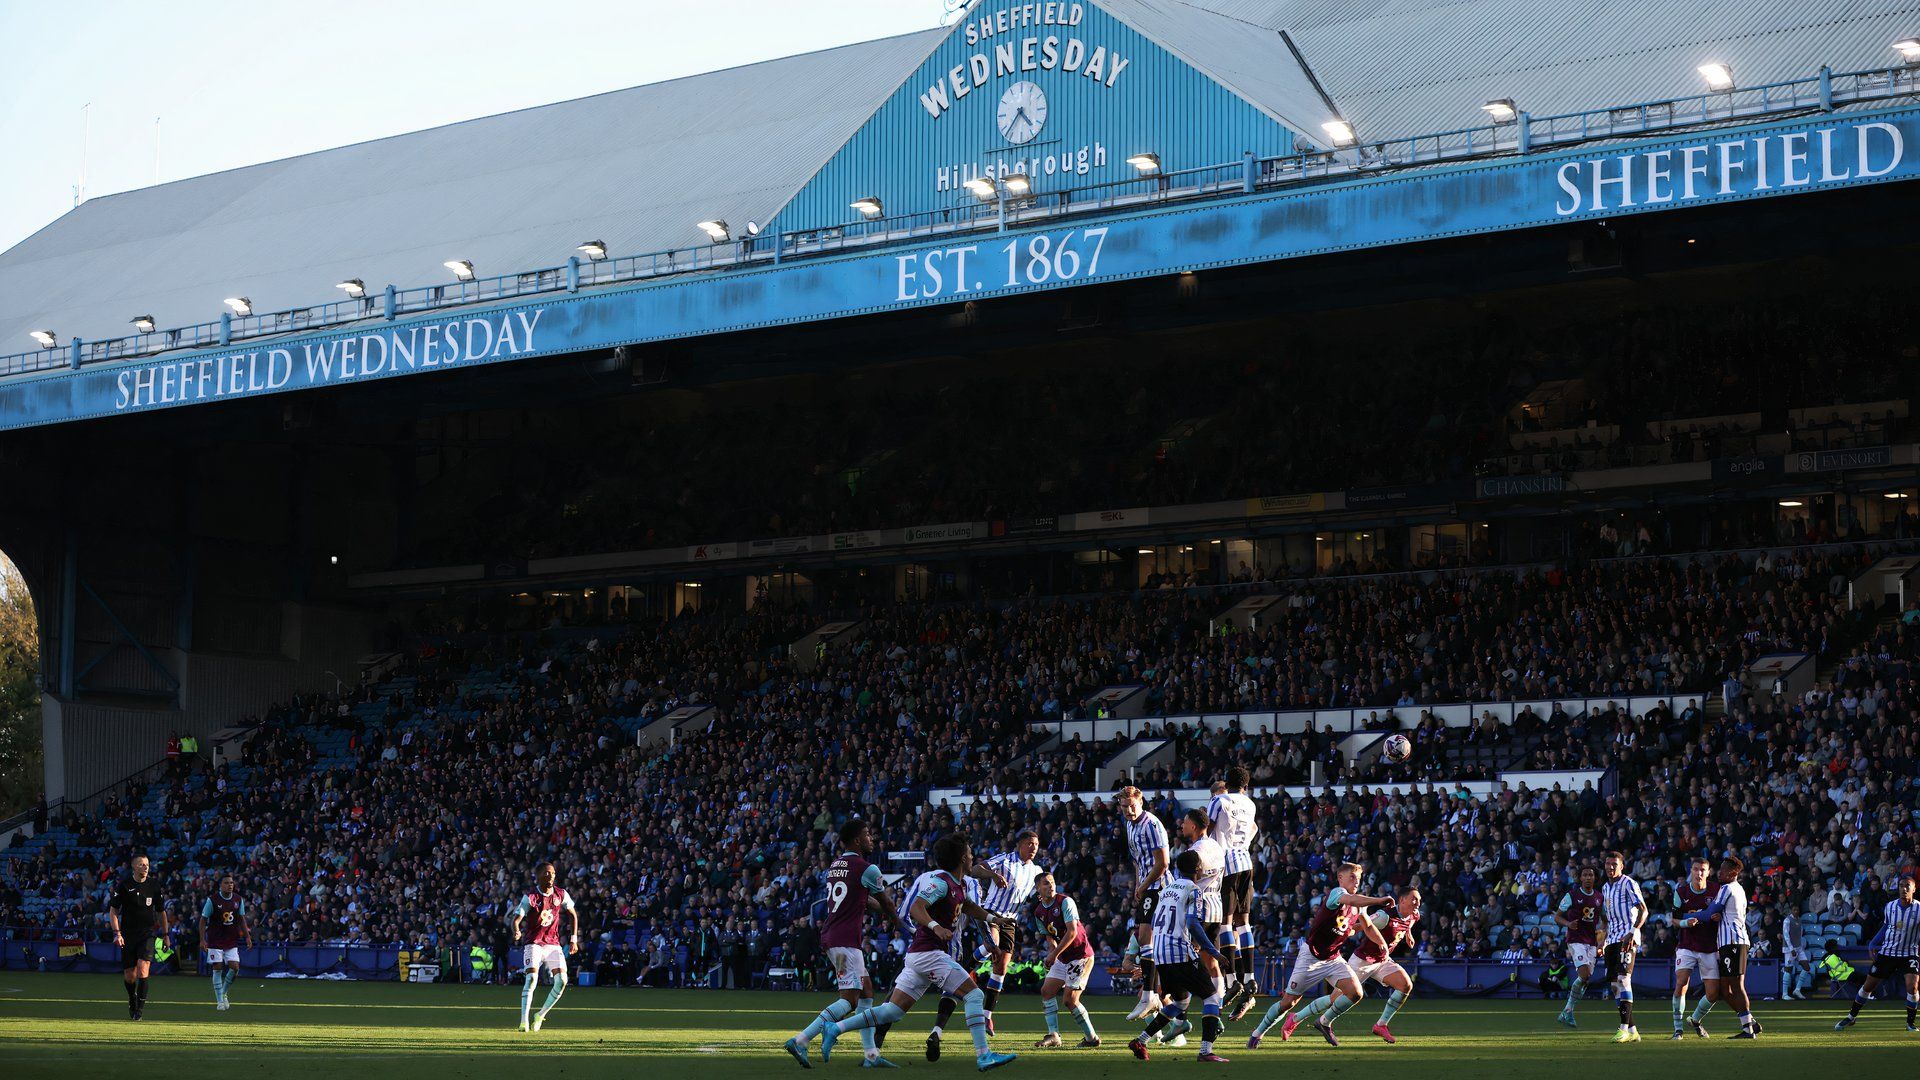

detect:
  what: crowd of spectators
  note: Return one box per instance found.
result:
[0,541,1914,994]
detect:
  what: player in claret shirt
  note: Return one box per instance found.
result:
[1671,857,1722,1038]
[785,819,900,1068]
[509,861,579,1032]
[1346,887,1422,1043]
[1553,865,1603,1028]
[1028,871,1099,1050]
[199,872,253,1012]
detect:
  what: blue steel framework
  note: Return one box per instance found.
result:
[0,63,1915,414]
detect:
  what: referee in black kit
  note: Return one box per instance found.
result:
[108,853,168,1020]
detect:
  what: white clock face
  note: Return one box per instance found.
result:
[997,80,1048,146]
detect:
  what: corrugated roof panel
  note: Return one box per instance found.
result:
[0,28,944,350]
[1096,0,1330,136]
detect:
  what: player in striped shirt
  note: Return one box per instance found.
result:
[1126,850,1231,1064]
[1207,769,1262,1020]
[1835,874,1920,1033]
[1682,856,1759,1038]
[975,830,1046,1036]
[1118,786,1171,1022]
[1598,851,1647,1043]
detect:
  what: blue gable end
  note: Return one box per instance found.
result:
[769,1,1299,234]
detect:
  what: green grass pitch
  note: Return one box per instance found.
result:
[1,973,1915,1079]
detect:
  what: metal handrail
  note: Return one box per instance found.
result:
[3,62,1915,380]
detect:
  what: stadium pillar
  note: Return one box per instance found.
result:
[1818,66,1834,112]
[58,529,77,699]
[219,312,231,346]
[68,337,81,370]
[1243,152,1256,193]
[1517,111,1532,154]
[567,256,580,293]
[384,284,397,320]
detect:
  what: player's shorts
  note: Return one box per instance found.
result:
[1045,955,1093,991]
[1568,943,1598,972]
[1352,958,1407,986]
[827,946,869,990]
[205,947,243,965]
[1155,959,1216,1000]
[118,937,156,968]
[894,949,972,1002]
[1195,890,1224,925]
[1675,948,1720,981]
[1284,946,1355,997]
[522,944,568,972]
[1603,940,1636,980]
[1870,954,1920,981]
[1716,943,1749,978]
[1133,886,1162,925]
[1221,870,1254,918]
[986,913,1020,951]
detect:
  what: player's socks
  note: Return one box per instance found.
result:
[1905,994,1918,1026]
[1139,958,1156,1003]
[1042,997,1060,1036]
[935,994,958,1032]
[833,1002,907,1036]
[1252,997,1287,1036]
[1291,994,1333,1023]
[801,997,854,1041]
[1562,980,1581,1014]
[1616,988,1633,1027]
[538,971,566,1020]
[225,969,239,999]
[1671,992,1686,1031]
[1323,993,1359,1026]
[1144,1002,1184,1039]
[1218,943,1240,987]
[1690,997,1715,1023]
[136,978,148,1006]
[1848,989,1868,1019]
[1201,990,1223,1052]
[962,988,991,1059]
[212,968,225,1004]
[857,997,879,1059]
[519,971,538,1028]
[125,979,138,1007]
[1379,989,1407,1025]
[1071,1003,1097,1041]
[1737,1011,1755,1033]
[981,974,1003,1015]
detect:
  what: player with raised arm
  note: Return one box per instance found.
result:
[1208,770,1261,1021]
[509,861,578,1033]
[1835,874,1920,1033]
[1127,849,1231,1063]
[976,829,1045,1036]
[1119,786,1172,1022]
[1028,871,1099,1050]
[1671,856,1722,1038]
[107,853,168,1021]
[1247,861,1392,1049]
[1683,855,1759,1038]
[1554,865,1603,1027]
[199,872,253,1011]
[1599,850,1647,1043]
[1348,887,1421,1043]
[821,833,1017,1073]
[785,819,900,1069]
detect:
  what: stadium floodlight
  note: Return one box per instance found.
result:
[1125,152,1161,173]
[131,315,156,333]
[28,329,57,348]
[963,176,999,200]
[1320,120,1356,146]
[336,279,366,299]
[443,259,476,281]
[224,296,253,316]
[1885,491,1911,499]
[696,220,731,242]
[1137,548,1154,555]
[1481,98,1518,122]
[1895,38,1920,61]
[1697,63,1734,91]
[1777,499,1803,508]
[577,240,608,261]
[1002,173,1032,195]
[850,197,884,219]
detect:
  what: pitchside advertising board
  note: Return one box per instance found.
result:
[3,109,1918,432]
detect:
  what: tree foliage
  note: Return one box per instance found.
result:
[0,555,41,819]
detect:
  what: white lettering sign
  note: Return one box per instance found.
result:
[895,226,1109,301]
[1553,123,1903,216]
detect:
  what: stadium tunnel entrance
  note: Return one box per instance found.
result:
[3,178,1917,806]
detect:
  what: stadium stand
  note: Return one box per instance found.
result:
[3,540,1914,994]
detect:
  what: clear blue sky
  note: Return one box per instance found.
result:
[0,0,953,252]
